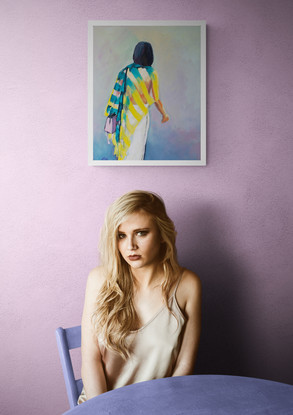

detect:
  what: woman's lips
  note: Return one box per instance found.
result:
[128,255,141,261]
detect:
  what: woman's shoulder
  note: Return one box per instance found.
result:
[175,268,201,310]
[180,268,201,287]
[141,65,157,75]
[86,266,107,292]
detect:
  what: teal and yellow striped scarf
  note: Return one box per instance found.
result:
[105,63,159,160]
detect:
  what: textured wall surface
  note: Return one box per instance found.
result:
[1,0,293,414]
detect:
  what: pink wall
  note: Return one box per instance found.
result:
[1,0,293,413]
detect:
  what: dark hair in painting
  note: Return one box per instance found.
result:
[133,41,154,66]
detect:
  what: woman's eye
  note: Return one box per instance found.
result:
[137,231,148,237]
[118,233,126,239]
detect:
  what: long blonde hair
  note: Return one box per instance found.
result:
[92,190,180,358]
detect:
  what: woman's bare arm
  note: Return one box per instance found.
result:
[149,72,169,123]
[172,269,202,376]
[81,267,108,399]
[154,99,170,123]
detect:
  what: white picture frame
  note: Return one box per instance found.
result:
[88,20,206,166]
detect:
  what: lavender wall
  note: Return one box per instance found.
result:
[1,0,293,414]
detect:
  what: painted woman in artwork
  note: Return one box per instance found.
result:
[104,42,169,160]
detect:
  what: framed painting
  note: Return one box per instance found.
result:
[88,20,206,166]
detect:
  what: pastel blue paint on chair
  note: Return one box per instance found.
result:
[55,326,83,409]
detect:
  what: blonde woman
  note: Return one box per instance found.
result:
[78,191,201,403]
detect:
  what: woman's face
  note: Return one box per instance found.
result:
[117,209,162,271]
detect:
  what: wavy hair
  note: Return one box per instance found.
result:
[92,190,180,359]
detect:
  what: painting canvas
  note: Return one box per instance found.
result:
[88,21,206,166]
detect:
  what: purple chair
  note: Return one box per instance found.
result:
[55,326,83,409]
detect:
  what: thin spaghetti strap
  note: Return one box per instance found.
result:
[172,269,184,297]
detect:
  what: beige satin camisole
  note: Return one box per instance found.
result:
[78,276,185,404]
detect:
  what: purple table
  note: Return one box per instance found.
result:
[63,375,293,415]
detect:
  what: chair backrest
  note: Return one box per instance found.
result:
[55,326,83,409]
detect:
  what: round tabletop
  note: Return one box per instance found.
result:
[63,375,293,415]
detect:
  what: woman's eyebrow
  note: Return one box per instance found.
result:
[118,227,150,233]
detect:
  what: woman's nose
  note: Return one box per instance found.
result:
[128,236,137,250]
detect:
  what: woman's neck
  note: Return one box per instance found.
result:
[131,264,164,290]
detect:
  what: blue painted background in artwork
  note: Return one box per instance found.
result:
[92,25,201,161]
